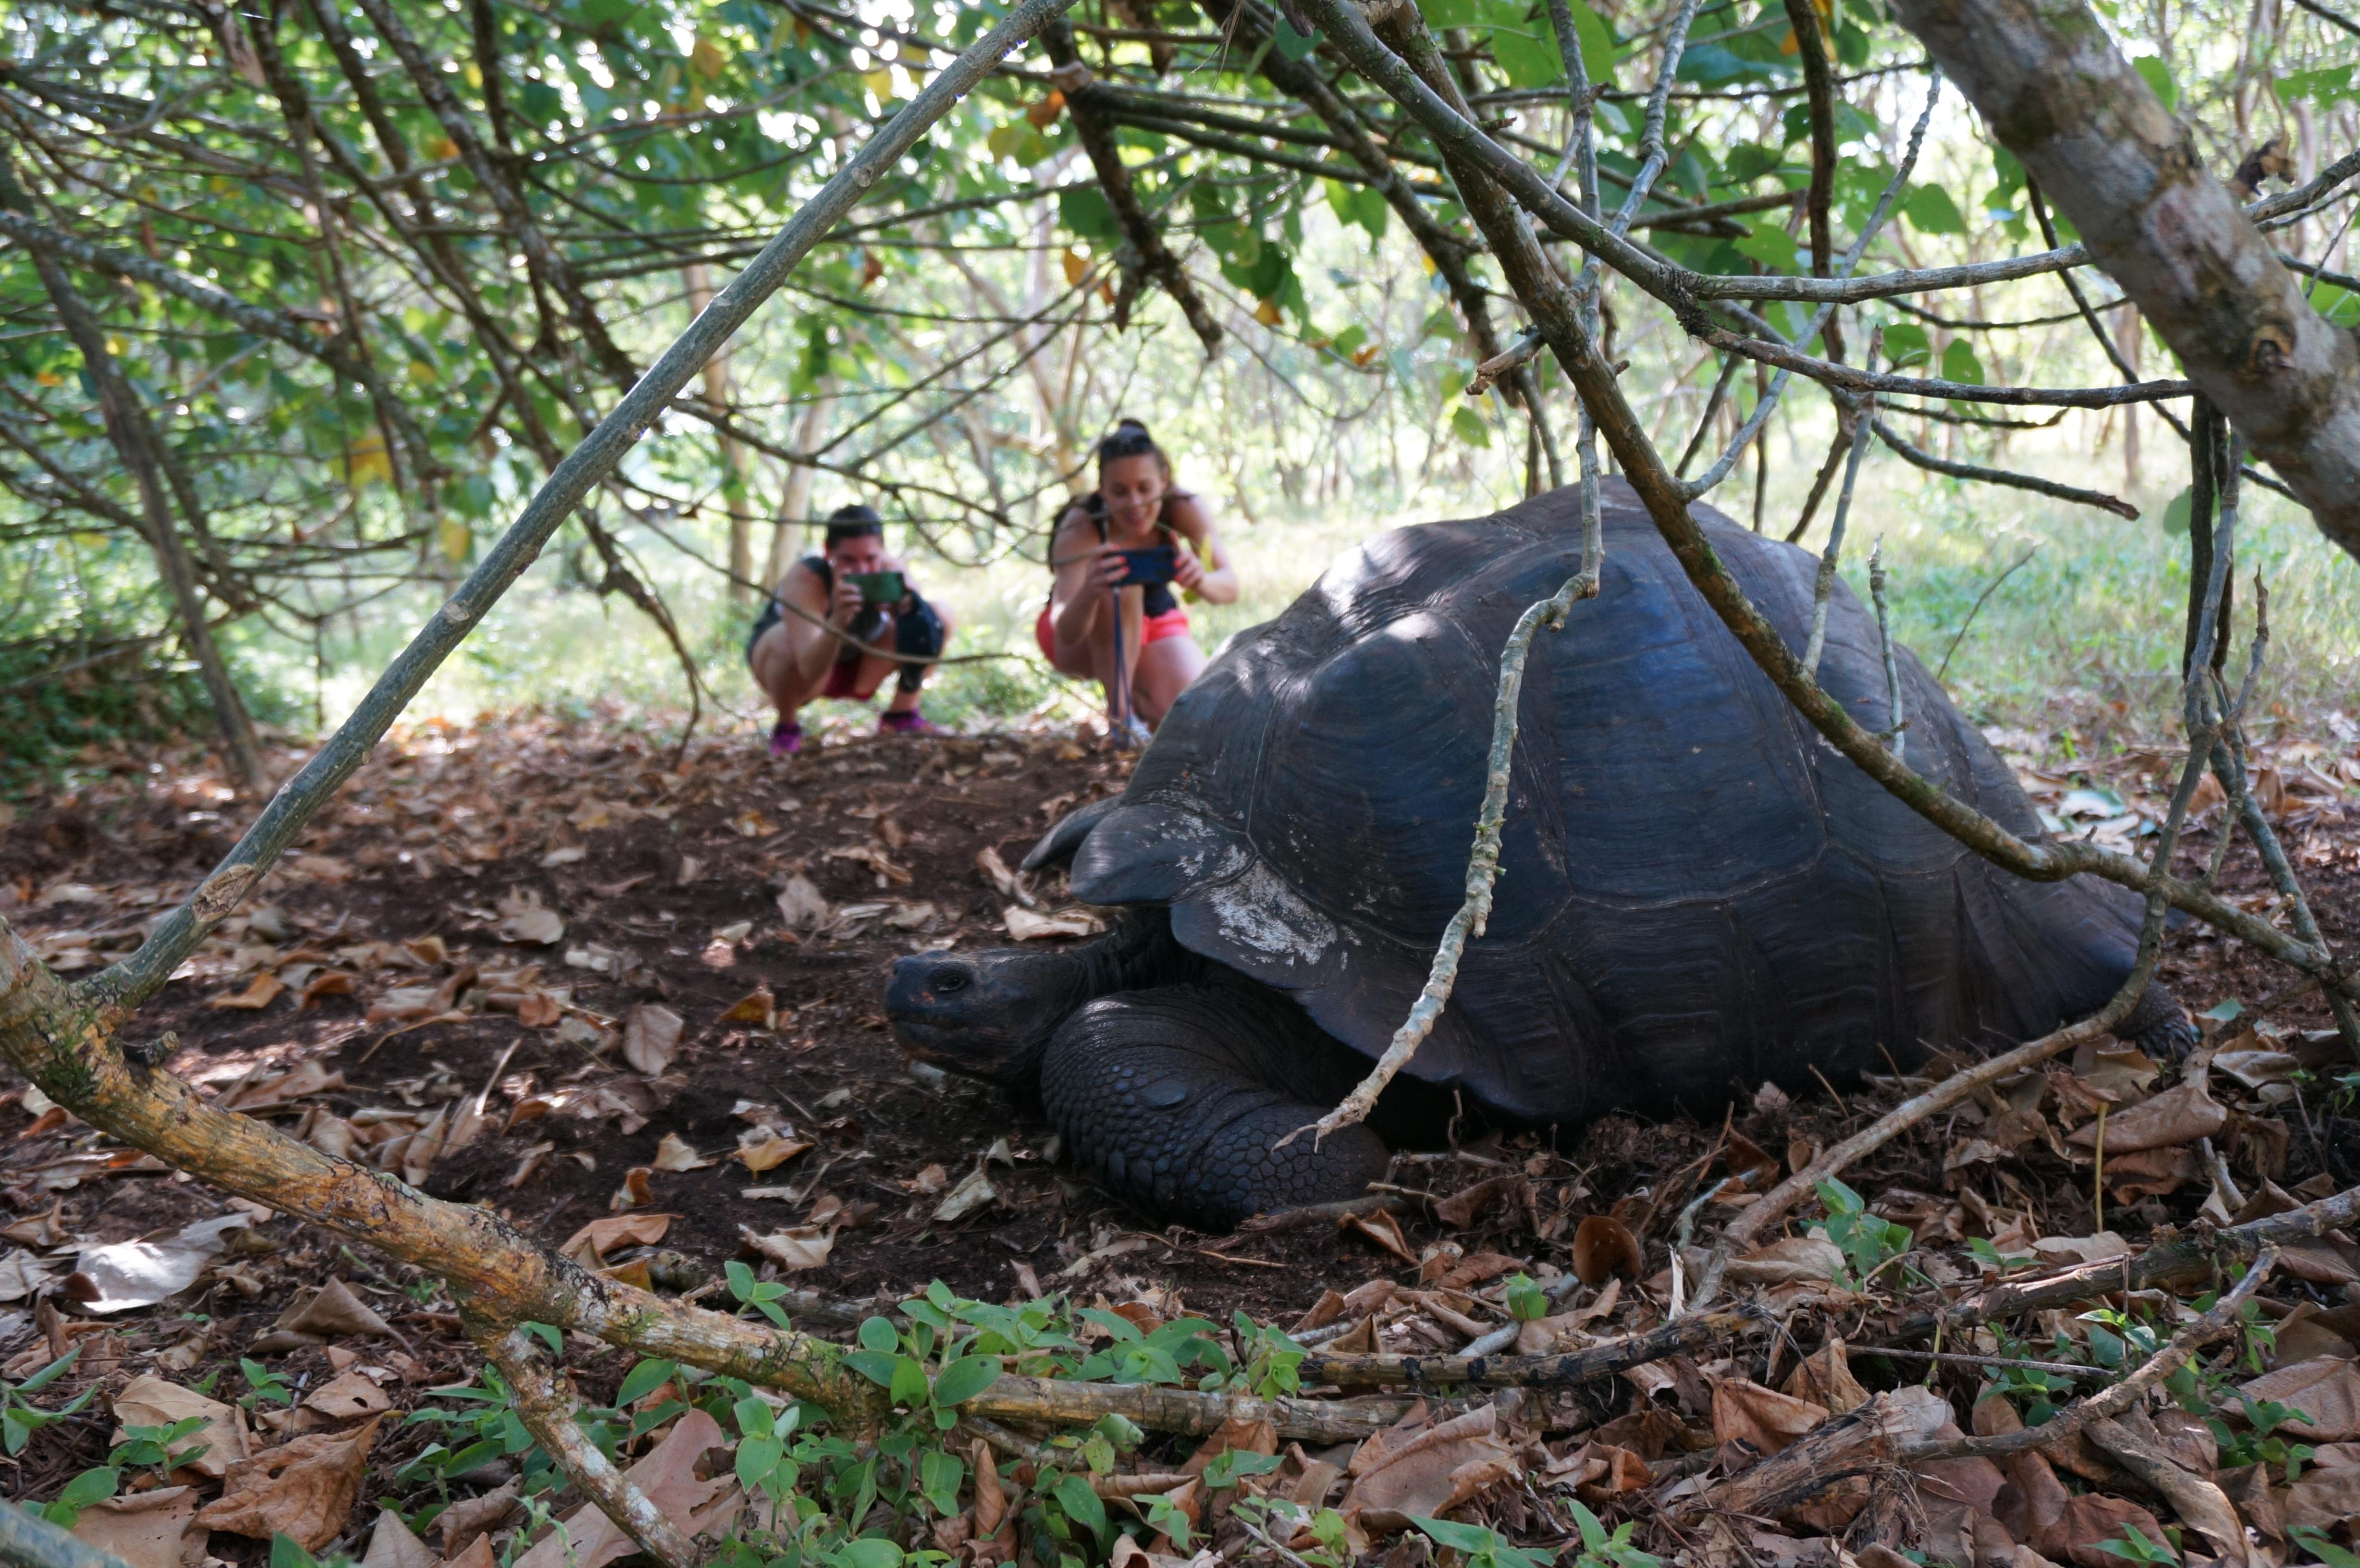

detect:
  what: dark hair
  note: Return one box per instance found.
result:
[1095,417,1168,474]
[824,503,884,550]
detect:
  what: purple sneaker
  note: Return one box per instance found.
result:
[767,720,803,757]
[878,709,938,736]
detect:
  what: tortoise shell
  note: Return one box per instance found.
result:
[1069,479,2141,1125]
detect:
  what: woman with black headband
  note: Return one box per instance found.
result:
[1039,419,1238,742]
[746,503,950,756]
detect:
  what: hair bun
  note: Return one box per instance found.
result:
[1110,417,1151,439]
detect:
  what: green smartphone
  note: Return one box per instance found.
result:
[848,570,906,605]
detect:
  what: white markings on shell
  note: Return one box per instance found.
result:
[1203,859,1336,969]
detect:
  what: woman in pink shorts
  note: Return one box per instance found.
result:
[1037,419,1238,742]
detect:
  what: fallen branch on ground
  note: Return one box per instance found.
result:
[1896,1249,2275,1464]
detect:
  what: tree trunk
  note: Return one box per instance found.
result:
[2,164,265,788]
[1891,0,2360,556]
[684,264,755,607]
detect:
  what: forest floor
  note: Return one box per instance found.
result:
[2,709,2358,1568]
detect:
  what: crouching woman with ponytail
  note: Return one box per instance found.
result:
[1038,420,1237,742]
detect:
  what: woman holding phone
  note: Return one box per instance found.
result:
[746,503,949,756]
[1039,419,1238,741]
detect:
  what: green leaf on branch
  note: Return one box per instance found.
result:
[1450,406,1494,448]
[1058,186,1119,244]
[2131,55,2177,111]
[1902,184,1967,235]
[1052,1472,1107,1541]
[1940,338,1986,387]
[1881,321,1930,369]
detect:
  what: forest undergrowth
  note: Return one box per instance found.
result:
[0,709,2357,1568]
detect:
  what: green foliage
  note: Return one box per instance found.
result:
[1,1349,93,1457]
[2093,1526,2176,1565]
[1411,1517,1555,1568]
[1504,1273,1549,1322]
[1815,1178,1913,1287]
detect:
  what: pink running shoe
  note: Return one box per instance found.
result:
[767,720,803,757]
[878,709,938,736]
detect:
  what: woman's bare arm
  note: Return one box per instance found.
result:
[1164,494,1239,606]
[1048,506,1108,646]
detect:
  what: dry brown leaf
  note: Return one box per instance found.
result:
[624,1003,683,1076]
[70,1486,205,1568]
[610,1166,655,1211]
[972,1438,1006,1535]
[2054,1495,2169,1568]
[652,1132,712,1172]
[112,1374,247,1480]
[1993,1450,2070,1554]
[776,876,830,932]
[740,1223,835,1271]
[719,985,777,1028]
[300,971,357,1009]
[2067,1078,2227,1152]
[303,1370,393,1420]
[1341,1208,1420,1264]
[559,1212,673,1265]
[361,1508,437,1568]
[934,1168,998,1222]
[68,1214,252,1313]
[434,1481,522,1558]
[282,1278,393,1339]
[1004,906,1103,940]
[1713,1377,1830,1459]
[1341,1402,1517,1530]
[1432,1174,1525,1229]
[1,1200,67,1248]
[737,1137,812,1174]
[2239,1355,2360,1440]
[511,1409,738,1568]
[1780,1340,1868,1414]
[194,1415,383,1550]
[1571,1214,1643,1285]
[2286,1462,2360,1533]
[209,973,285,1011]
[1727,1236,1843,1286]
[1179,1414,1278,1480]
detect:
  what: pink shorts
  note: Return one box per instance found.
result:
[1035,604,1192,661]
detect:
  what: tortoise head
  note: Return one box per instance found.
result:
[886,945,1084,1086]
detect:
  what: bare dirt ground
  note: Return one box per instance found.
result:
[2,711,2356,1564]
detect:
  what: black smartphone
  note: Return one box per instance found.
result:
[1115,546,1178,587]
[848,570,906,605]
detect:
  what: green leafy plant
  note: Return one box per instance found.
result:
[1816,1178,1914,1287]
[2289,1525,2360,1568]
[2093,1526,2177,1565]
[1411,1516,1556,1568]
[237,1357,295,1412]
[1567,1500,1664,1568]
[1,1349,93,1457]
[1504,1274,1549,1322]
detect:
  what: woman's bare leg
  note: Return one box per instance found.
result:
[1130,634,1206,729]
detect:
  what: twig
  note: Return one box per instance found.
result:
[1904,1185,2358,1336]
[1872,417,2139,519]
[1896,1249,2275,1463]
[1288,532,1604,1144]
[1856,1347,2112,1379]
[1296,1308,1764,1389]
[1867,538,1906,762]
[1802,378,1876,674]
[477,1325,701,1568]
[1935,545,2038,682]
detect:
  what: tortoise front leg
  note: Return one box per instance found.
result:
[1039,984,1389,1230]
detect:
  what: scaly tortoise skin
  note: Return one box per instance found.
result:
[887,479,2191,1229]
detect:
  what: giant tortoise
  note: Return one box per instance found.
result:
[887,480,2188,1228]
